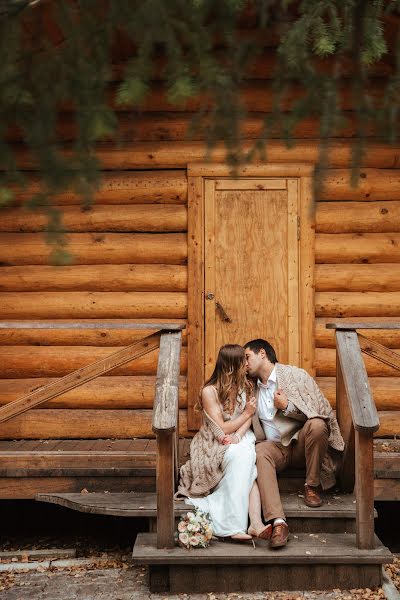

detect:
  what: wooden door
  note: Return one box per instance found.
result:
[187,164,314,429]
[204,178,299,377]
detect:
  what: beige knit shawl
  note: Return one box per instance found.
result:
[176,390,246,499]
[252,363,344,490]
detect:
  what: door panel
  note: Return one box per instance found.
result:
[187,164,315,430]
[204,178,299,377]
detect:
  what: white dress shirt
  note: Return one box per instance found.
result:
[257,366,281,442]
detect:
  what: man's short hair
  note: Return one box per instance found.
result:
[244,338,278,364]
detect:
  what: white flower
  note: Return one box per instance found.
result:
[186,512,195,520]
[179,532,189,546]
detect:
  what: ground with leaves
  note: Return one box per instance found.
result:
[0,557,396,600]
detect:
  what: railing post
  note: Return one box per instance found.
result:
[355,430,375,549]
[152,330,182,549]
[336,349,355,493]
[156,430,175,548]
[334,328,379,550]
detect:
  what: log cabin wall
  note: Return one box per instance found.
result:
[0,45,399,440]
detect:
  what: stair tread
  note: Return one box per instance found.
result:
[36,491,364,518]
[133,532,392,565]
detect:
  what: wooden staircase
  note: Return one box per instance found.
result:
[0,320,397,592]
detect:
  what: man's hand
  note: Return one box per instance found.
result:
[244,396,257,416]
[274,388,289,411]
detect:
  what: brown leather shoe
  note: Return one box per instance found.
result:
[304,484,323,508]
[269,522,289,549]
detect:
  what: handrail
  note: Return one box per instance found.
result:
[152,330,182,549]
[0,321,185,425]
[335,330,379,433]
[326,322,398,550]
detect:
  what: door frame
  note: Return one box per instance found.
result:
[187,163,315,429]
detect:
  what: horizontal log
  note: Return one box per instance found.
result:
[0,233,187,265]
[316,202,400,233]
[0,292,187,319]
[315,264,400,292]
[102,81,386,113]
[0,409,190,439]
[319,169,400,201]
[12,171,187,206]
[316,318,400,348]
[377,411,400,438]
[0,205,187,233]
[315,348,400,377]
[0,376,188,409]
[315,292,400,318]
[0,264,187,293]
[0,319,188,346]
[10,141,400,170]
[317,377,400,410]
[109,53,392,82]
[6,112,377,143]
[316,233,400,263]
[0,346,188,378]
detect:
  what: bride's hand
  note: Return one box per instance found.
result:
[219,434,240,445]
[244,396,257,416]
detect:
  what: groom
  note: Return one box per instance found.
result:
[244,338,344,549]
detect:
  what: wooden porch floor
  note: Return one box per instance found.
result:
[0,438,397,500]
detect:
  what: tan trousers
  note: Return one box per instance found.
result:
[256,418,329,522]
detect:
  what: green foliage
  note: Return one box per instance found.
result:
[0,0,399,259]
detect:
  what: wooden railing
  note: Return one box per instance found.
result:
[152,330,182,549]
[327,322,400,549]
[0,320,183,549]
[0,321,184,426]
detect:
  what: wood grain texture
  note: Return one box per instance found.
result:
[11,141,400,170]
[0,205,187,233]
[0,264,187,293]
[319,169,400,201]
[315,348,400,377]
[299,176,315,373]
[315,264,400,292]
[153,331,182,432]
[316,201,400,233]
[0,332,163,425]
[316,317,400,347]
[0,319,188,346]
[315,292,400,317]
[317,376,400,410]
[0,292,187,319]
[0,233,187,265]
[355,430,375,549]
[316,233,400,263]
[0,376,188,409]
[0,346,188,377]
[335,331,379,433]
[207,183,290,365]
[11,171,188,205]
[187,176,204,430]
[0,409,190,439]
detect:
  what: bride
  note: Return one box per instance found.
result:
[176,344,270,541]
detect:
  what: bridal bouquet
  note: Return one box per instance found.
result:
[176,508,213,549]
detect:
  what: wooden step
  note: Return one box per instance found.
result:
[132,532,392,593]
[36,491,370,533]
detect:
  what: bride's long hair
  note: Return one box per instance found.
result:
[198,344,253,414]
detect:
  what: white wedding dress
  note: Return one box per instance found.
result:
[187,391,257,537]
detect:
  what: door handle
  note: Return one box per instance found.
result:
[215,302,232,323]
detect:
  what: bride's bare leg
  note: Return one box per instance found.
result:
[247,481,268,536]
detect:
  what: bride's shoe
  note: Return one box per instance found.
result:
[230,532,253,542]
[247,523,272,540]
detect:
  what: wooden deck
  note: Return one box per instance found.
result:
[133,531,392,593]
[0,438,397,499]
